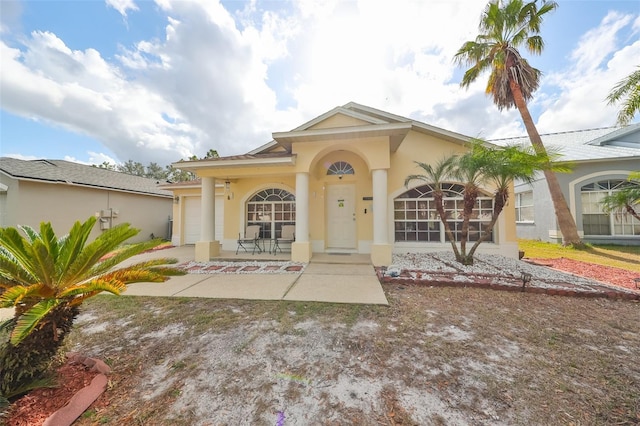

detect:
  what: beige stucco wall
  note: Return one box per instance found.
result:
[308,114,370,129]
[0,178,172,243]
[167,116,517,257]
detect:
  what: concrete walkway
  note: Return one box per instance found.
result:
[0,248,387,321]
[121,246,389,305]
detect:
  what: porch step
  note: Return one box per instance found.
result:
[310,253,371,265]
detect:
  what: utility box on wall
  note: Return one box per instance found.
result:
[99,208,118,230]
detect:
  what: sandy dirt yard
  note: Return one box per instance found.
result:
[35,280,638,426]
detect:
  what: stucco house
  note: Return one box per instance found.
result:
[0,157,173,243]
[167,102,518,266]
[491,123,640,245]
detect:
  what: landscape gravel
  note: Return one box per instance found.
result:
[389,252,637,294]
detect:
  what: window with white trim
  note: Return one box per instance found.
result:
[327,161,354,176]
[515,191,534,222]
[394,184,494,242]
[247,189,295,239]
[581,179,640,236]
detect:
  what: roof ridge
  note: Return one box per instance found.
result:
[489,126,619,141]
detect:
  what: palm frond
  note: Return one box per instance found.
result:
[10,299,60,345]
[89,239,166,276]
[0,283,47,308]
[0,228,36,279]
[58,278,127,298]
[55,217,99,281]
[61,221,139,285]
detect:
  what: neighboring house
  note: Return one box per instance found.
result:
[0,158,173,243]
[166,102,519,266]
[491,123,640,245]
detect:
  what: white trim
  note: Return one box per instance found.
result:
[238,182,297,236]
[568,170,634,218]
[172,155,295,170]
[0,175,171,198]
[273,122,412,144]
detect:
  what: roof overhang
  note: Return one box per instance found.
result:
[172,155,296,170]
[273,122,413,152]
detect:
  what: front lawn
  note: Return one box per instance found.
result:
[519,239,640,273]
[58,286,640,425]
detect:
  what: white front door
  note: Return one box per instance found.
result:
[327,184,356,249]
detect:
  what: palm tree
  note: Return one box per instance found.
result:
[406,141,563,265]
[606,66,640,126]
[462,142,570,262]
[600,172,640,221]
[454,0,584,247]
[405,156,460,259]
[0,217,184,401]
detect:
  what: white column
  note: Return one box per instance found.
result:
[371,168,392,266]
[291,172,311,262]
[295,172,309,243]
[200,176,215,241]
[372,169,388,244]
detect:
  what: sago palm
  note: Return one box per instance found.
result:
[454,0,584,247]
[0,216,184,400]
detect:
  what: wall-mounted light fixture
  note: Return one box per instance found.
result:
[338,174,343,180]
[174,196,180,204]
[225,180,234,200]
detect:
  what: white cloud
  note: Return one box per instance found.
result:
[537,12,640,132]
[0,33,198,165]
[105,0,139,17]
[3,153,39,161]
[1,0,638,166]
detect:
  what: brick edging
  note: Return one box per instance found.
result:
[43,353,111,426]
[375,269,640,301]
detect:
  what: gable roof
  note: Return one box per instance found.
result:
[0,157,172,197]
[490,124,640,163]
[253,102,474,154]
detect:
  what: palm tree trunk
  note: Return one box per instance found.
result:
[434,192,461,260]
[468,189,508,259]
[625,204,640,221]
[509,80,584,247]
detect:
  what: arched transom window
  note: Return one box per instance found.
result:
[581,179,639,236]
[394,184,494,242]
[247,188,295,239]
[327,161,355,176]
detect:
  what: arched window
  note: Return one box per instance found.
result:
[394,184,494,243]
[247,188,295,239]
[327,161,355,176]
[581,179,639,236]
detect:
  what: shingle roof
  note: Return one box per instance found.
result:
[490,125,640,162]
[174,152,293,164]
[0,158,172,197]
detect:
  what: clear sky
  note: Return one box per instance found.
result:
[1,0,638,167]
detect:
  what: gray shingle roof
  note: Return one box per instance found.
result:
[0,158,172,197]
[490,125,640,162]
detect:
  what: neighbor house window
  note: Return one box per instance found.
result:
[581,179,640,236]
[394,184,494,243]
[515,191,534,222]
[327,161,354,176]
[247,188,295,240]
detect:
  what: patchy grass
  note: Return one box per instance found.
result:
[64,288,640,425]
[519,239,640,273]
